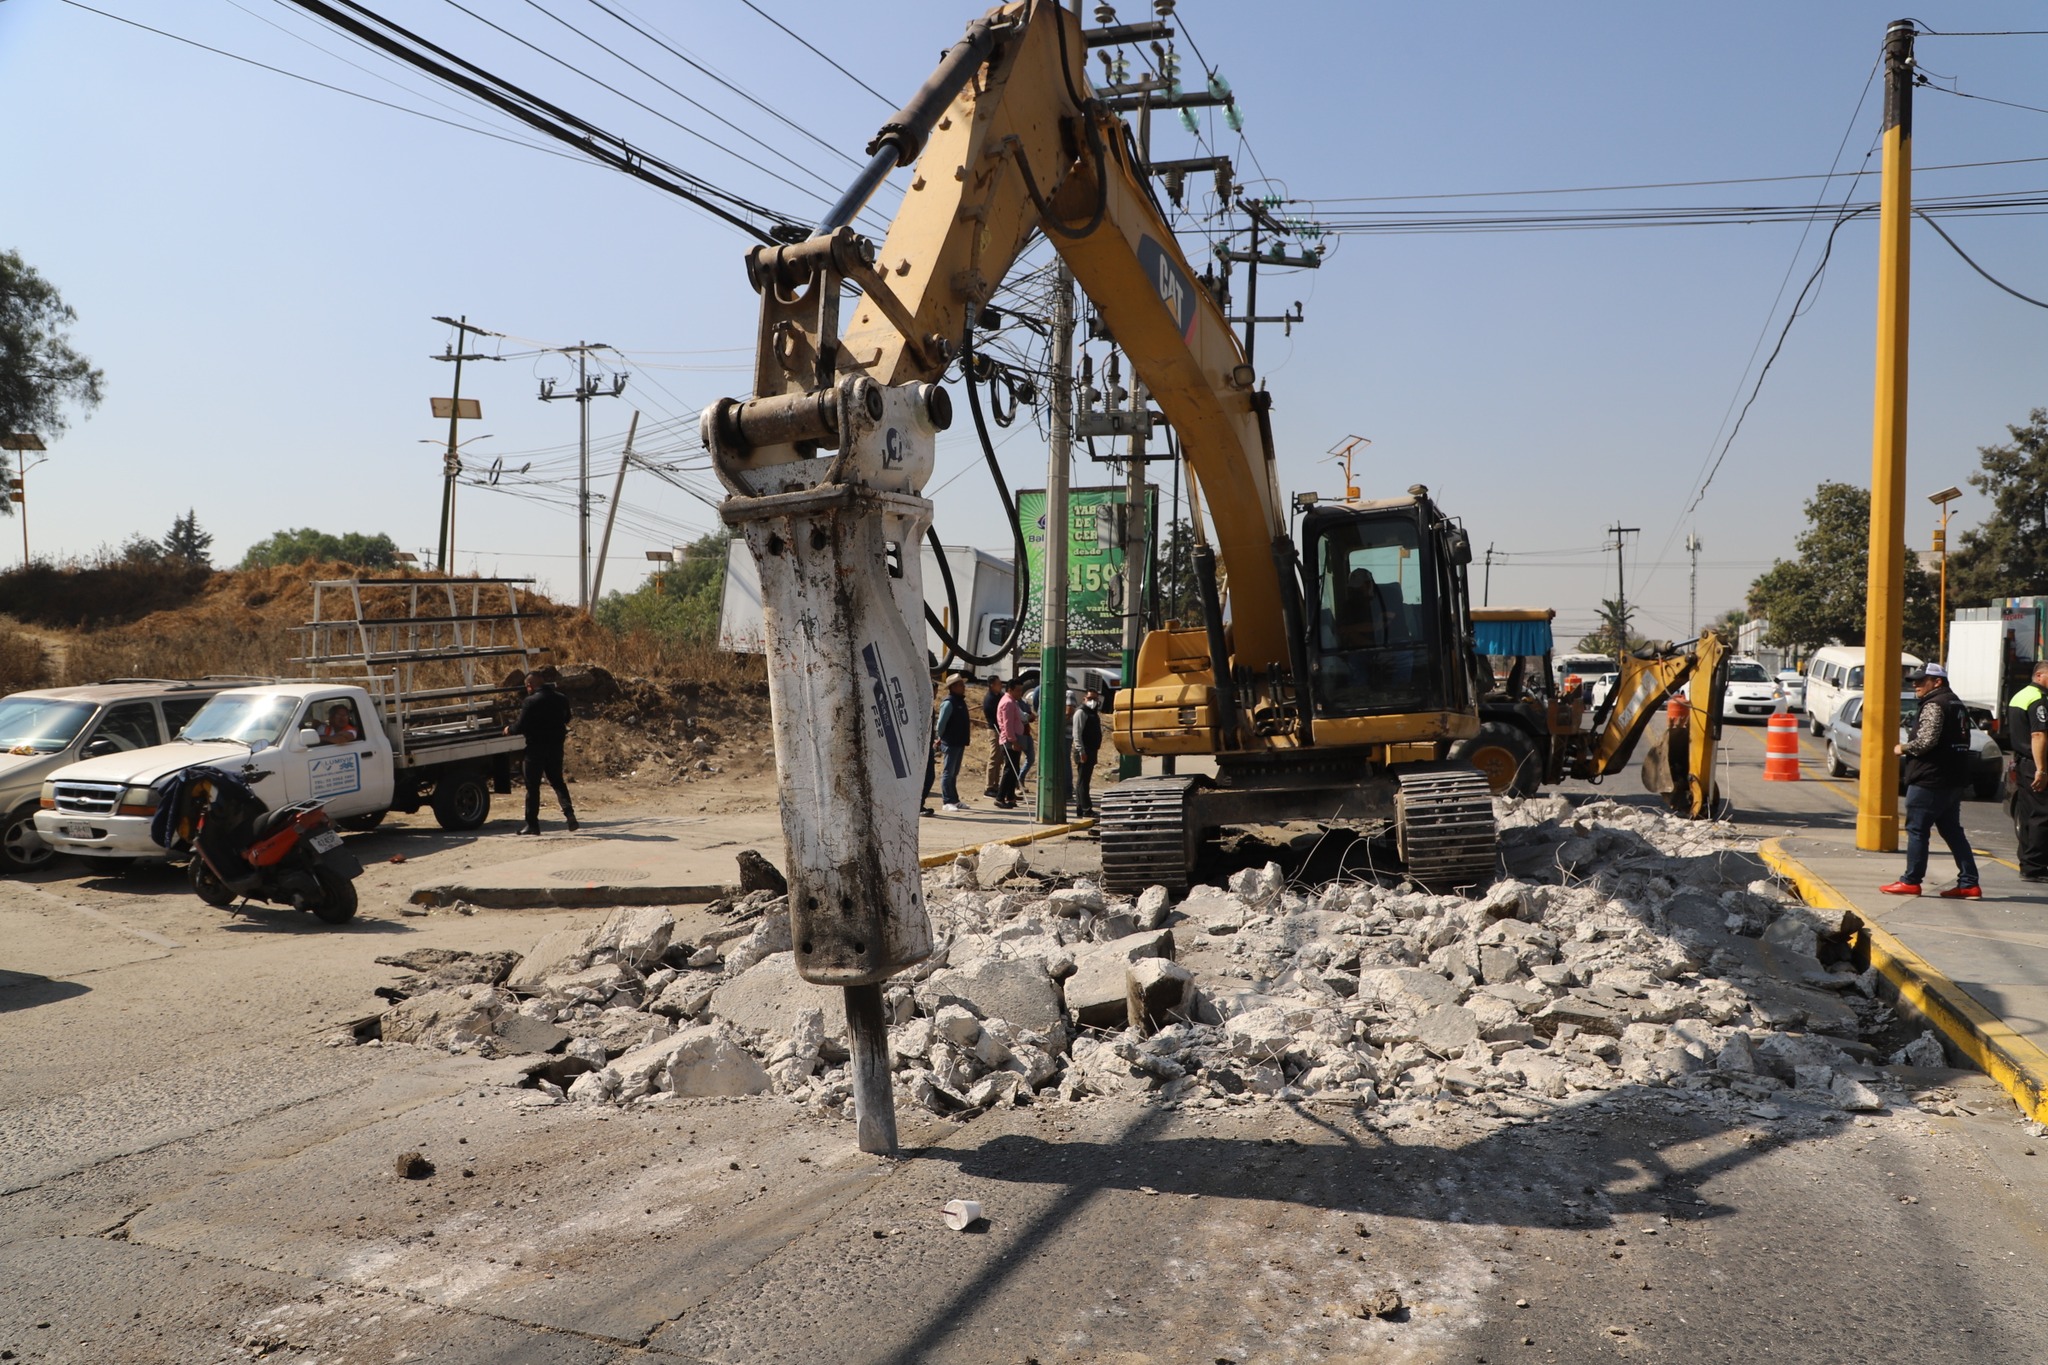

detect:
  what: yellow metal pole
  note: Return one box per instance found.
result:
[1858,19,1915,853]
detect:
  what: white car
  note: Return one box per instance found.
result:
[1722,658,1782,722]
[1553,653,1620,711]
[1775,670,1806,712]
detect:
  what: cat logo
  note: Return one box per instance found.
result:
[1137,234,1197,343]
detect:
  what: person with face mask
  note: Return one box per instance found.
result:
[1071,687,1104,818]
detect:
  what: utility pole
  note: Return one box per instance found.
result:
[430,316,503,572]
[1607,523,1639,660]
[1686,532,1703,638]
[1036,261,1076,824]
[1859,18,1915,854]
[1216,199,1320,367]
[0,433,44,567]
[589,410,640,603]
[538,342,628,610]
[1483,543,1495,607]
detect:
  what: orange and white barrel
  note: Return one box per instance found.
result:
[1763,712,1801,782]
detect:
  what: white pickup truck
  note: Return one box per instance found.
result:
[35,680,526,862]
[37,575,546,864]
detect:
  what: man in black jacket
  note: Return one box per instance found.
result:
[1881,664,1979,898]
[935,674,973,812]
[1071,686,1104,818]
[504,671,577,835]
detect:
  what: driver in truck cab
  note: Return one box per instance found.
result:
[318,703,360,745]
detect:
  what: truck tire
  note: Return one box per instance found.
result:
[340,810,386,832]
[431,774,492,831]
[1,804,58,874]
[1454,722,1540,797]
[189,858,237,908]
[311,866,358,924]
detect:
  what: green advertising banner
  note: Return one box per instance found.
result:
[1016,484,1159,656]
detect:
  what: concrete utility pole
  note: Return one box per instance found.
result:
[1608,523,1639,660]
[1858,18,1916,854]
[588,410,640,603]
[0,432,44,567]
[538,342,628,610]
[430,316,504,572]
[1036,261,1076,824]
[1483,543,1495,608]
[1686,532,1703,638]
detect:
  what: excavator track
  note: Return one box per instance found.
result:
[1098,775,1202,894]
[1394,767,1499,890]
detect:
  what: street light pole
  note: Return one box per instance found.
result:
[1929,485,1962,660]
[0,433,46,567]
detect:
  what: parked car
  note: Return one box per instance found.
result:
[1822,690,2002,800]
[1805,645,1924,735]
[0,678,264,874]
[1775,669,1806,712]
[1722,658,1781,722]
[1552,653,1620,712]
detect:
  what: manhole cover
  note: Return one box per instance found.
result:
[548,867,652,882]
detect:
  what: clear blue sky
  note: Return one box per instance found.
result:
[2,1,2044,649]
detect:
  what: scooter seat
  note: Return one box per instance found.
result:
[252,807,299,841]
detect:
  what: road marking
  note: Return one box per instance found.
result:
[1971,848,2022,873]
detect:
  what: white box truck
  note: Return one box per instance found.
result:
[720,540,1016,667]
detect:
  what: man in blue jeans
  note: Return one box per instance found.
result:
[934,674,973,812]
[1880,663,1981,899]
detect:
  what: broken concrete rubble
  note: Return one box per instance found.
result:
[364,795,1936,1127]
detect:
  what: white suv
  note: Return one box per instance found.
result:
[0,679,264,873]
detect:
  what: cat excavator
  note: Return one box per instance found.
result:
[700,0,1714,1147]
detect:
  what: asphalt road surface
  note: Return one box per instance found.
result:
[7,760,2048,1363]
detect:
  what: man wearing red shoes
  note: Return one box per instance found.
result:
[1880,664,1981,898]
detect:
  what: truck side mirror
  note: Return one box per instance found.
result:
[84,738,120,759]
[297,727,321,751]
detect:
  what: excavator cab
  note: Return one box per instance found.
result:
[1303,497,1473,722]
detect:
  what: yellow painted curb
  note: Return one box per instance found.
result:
[1759,836,2048,1123]
[919,818,1096,869]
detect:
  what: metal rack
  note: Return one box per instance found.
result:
[288,577,540,757]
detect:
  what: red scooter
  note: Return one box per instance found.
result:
[155,765,364,924]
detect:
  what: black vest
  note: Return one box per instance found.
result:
[1903,683,1972,790]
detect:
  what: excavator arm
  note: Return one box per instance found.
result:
[700,0,1293,1152]
[1572,630,1730,818]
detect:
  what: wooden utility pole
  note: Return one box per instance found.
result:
[1858,18,1915,853]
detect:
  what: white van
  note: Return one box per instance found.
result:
[1804,645,1923,734]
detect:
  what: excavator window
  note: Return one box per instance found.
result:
[1306,510,1447,718]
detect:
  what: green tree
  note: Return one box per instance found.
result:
[1947,407,2048,604]
[239,528,399,569]
[1748,480,1938,658]
[1154,518,1205,628]
[595,529,730,641]
[118,533,164,564]
[0,249,105,518]
[162,509,212,567]
[1575,597,1647,655]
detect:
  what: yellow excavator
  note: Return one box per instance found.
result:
[700,0,1722,1150]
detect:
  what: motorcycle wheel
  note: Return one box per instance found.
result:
[312,865,358,924]
[189,857,238,908]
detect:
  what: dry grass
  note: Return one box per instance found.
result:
[0,620,53,694]
[50,560,765,696]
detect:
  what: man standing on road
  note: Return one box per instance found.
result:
[1881,663,1980,898]
[981,676,1007,798]
[995,677,1029,808]
[1071,686,1103,818]
[504,670,577,835]
[935,674,973,813]
[2007,659,2048,881]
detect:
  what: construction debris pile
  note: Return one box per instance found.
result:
[363,797,1937,1125]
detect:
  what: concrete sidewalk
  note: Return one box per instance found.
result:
[1716,720,2048,1122]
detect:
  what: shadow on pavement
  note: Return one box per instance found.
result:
[0,968,90,1013]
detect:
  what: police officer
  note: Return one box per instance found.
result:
[1880,663,1980,898]
[2008,659,2048,881]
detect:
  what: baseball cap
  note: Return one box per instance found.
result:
[1921,662,1948,679]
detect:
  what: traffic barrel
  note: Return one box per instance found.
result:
[1763,711,1801,782]
[1666,695,1688,725]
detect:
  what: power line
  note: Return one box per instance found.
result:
[735,0,894,108]
[280,0,801,241]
